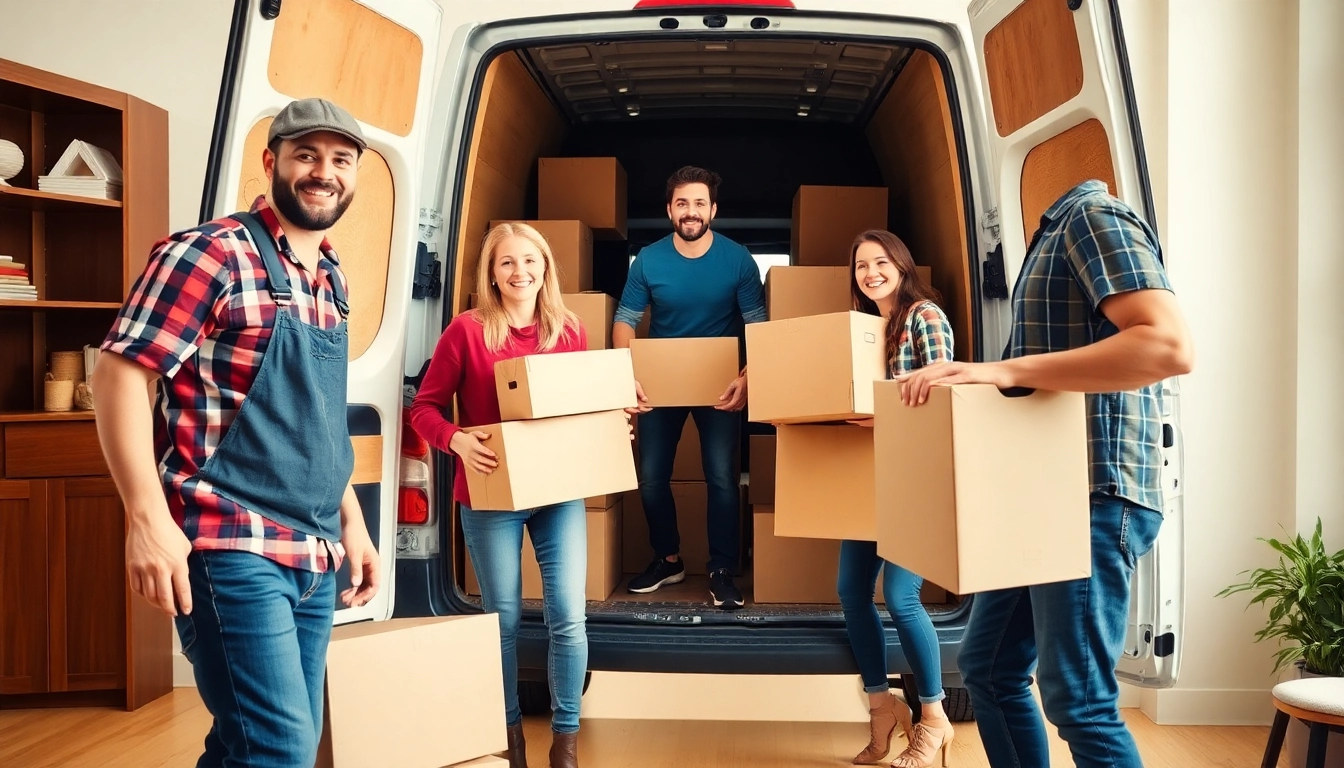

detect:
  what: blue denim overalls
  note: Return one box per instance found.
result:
[195,211,354,540]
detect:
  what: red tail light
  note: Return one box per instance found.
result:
[634,0,794,7]
[398,486,430,525]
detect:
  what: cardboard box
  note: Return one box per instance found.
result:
[464,501,623,601]
[586,492,622,509]
[494,348,636,421]
[629,337,739,407]
[746,311,887,424]
[564,291,616,349]
[622,484,709,575]
[791,185,889,266]
[464,410,637,511]
[537,157,628,240]
[774,424,875,541]
[487,219,593,293]
[748,434,776,504]
[753,511,842,603]
[766,266,851,321]
[873,381,1091,594]
[316,616,504,768]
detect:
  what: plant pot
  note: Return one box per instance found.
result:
[1286,663,1344,767]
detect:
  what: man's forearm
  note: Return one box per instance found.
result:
[1000,324,1193,393]
[613,321,636,349]
[339,483,364,527]
[92,354,170,522]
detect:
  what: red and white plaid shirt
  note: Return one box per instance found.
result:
[102,197,348,573]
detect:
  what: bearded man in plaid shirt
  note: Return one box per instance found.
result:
[92,98,378,768]
[898,180,1194,768]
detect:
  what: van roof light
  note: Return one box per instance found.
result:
[634,0,794,8]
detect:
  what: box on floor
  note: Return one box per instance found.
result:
[873,381,1090,594]
[746,311,886,424]
[316,616,504,768]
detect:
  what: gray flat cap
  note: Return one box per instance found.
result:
[268,98,367,153]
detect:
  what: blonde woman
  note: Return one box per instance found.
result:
[410,223,588,768]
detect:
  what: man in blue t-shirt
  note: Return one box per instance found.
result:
[614,166,766,609]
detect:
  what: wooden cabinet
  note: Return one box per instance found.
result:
[0,59,171,711]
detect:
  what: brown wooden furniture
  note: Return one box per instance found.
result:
[0,58,171,711]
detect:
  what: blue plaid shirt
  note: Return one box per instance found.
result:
[1005,180,1172,512]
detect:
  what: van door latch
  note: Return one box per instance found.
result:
[412,242,441,300]
[981,243,1009,299]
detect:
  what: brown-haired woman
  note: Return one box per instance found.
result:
[410,222,588,768]
[842,230,956,767]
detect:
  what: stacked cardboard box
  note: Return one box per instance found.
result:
[538,157,628,240]
[462,349,639,511]
[315,616,505,768]
[791,185,888,266]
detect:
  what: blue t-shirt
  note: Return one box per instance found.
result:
[614,232,767,339]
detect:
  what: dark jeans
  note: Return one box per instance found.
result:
[636,406,740,572]
[957,494,1163,768]
[173,550,336,768]
[837,540,944,703]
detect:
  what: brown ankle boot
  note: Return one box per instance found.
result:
[853,691,912,765]
[548,730,578,768]
[504,721,528,768]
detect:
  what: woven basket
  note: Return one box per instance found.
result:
[43,373,74,412]
[50,350,85,383]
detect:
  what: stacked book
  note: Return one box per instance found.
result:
[37,140,123,201]
[0,254,36,301]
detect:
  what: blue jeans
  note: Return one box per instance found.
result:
[957,494,1163,768]
[636,406,740,572]
[461,500,588,734]
[173,550,336,768]
[838,540,945,703]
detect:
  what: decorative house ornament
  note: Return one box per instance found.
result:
[0,139,23,186]
[37,139,123,200]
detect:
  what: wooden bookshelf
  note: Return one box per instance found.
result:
[0,57,170,713]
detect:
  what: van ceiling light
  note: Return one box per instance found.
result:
[618,86,630,93]
[627,105,641,116]
[634,0,794,7]
[796,110,809,117]
[702,43,730,51]
[805,84,818,93]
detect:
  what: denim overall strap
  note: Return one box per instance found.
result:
[194,212,354,541]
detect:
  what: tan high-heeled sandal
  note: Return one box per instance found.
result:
[853,692,913,765]
[889,716,955,768]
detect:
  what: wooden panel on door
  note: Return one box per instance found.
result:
[49,478,126,693]
[0,480,48,695]
[1019,118,1116,245]
[983,0,1085,136]
[235,119,394,361]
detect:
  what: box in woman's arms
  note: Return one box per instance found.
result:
[463,409,636,511]
[745,311,887,425]
[873,382,1090,594]
[495,348,636,421]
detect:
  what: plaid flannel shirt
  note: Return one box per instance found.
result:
[1005,180,1173,512]
[891,300,955,376]
[101,196,348,573]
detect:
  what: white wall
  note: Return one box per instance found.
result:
[6,0,1341,725]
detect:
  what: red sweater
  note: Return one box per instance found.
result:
[410,310,587,506]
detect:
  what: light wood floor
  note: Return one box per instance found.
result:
[0,687,1283,768]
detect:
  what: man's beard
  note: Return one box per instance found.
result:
[271,170,354,232]
[675,215,710,242]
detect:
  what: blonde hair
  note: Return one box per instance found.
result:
[473,222,581,353]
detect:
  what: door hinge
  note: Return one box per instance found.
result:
[981,243,1009,300]
[412,242,441,301]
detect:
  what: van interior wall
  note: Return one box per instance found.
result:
[865,49,972,362]
[452,51,568,313]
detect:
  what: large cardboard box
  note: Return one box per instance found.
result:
[791,185,889,266]
[622,484,709,575]
[774,424,875,541]
[564,291,616,349]
[316,616,504,768]
[873,381,1091,594]
[537,157,628,240]
[629,337,739,407]
[487,219,593,293]
[746,311,886,424]
[464,410,637,511]
[748,434,776,504]
[766,266,851,321]
[464,501,623,601]
[753,511,841,603]
[495,348,636,421]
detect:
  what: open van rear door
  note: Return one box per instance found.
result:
[200,0,442,623]
[967,0,1183,687]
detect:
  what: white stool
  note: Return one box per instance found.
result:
[1262,676,1344,768]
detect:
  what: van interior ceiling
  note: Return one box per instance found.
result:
[448,33,972,612]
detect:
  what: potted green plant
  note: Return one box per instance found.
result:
[1219,518,1344,767]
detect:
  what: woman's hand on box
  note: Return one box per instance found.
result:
[450,430,499,474]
